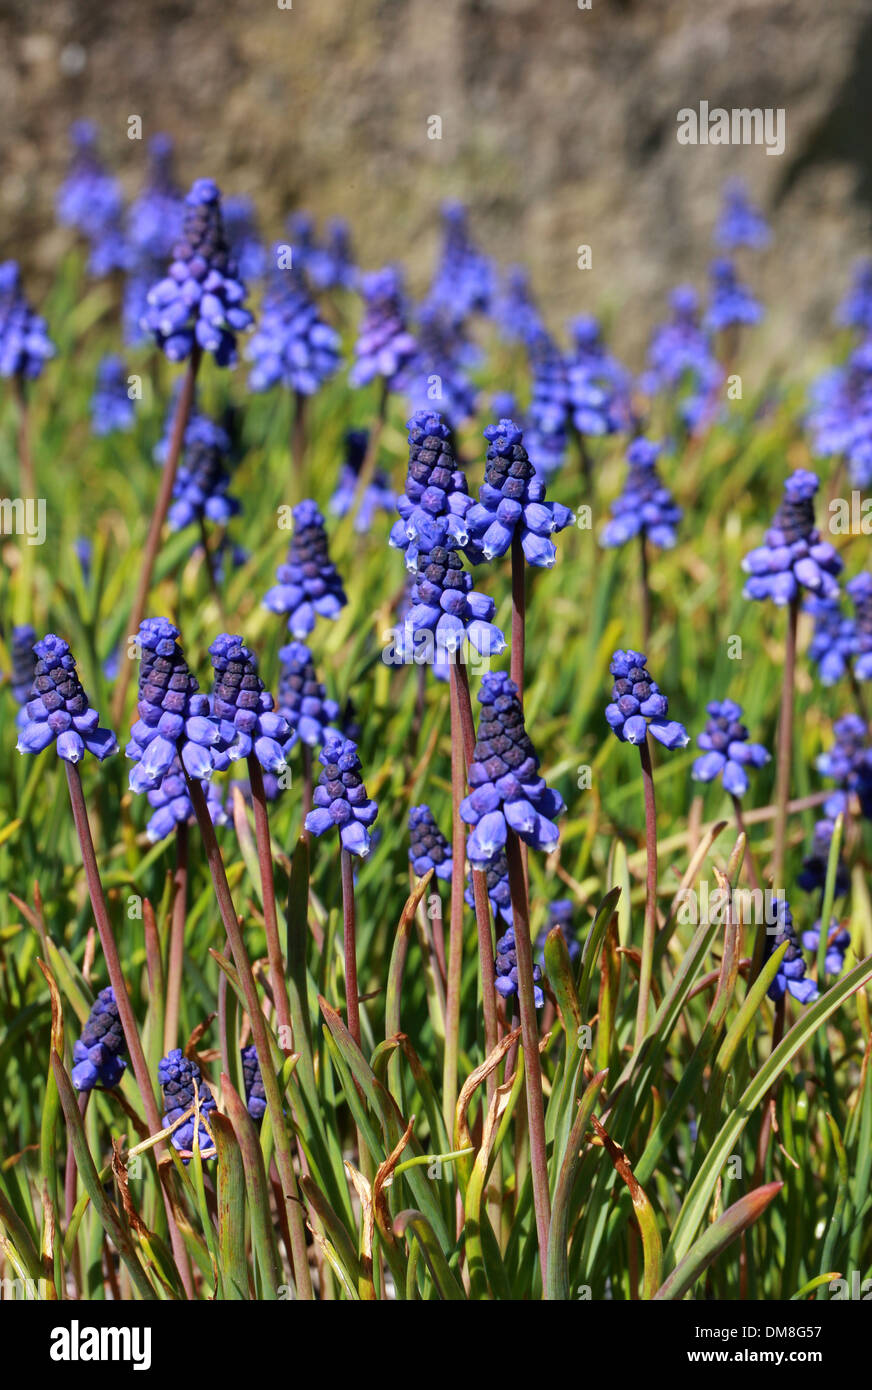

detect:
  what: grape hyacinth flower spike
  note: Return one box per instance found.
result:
[495,928,545,1009]
[71,987,128,1091]
[91,355,136,437]
[241,1043,267,1120]
[715,179,770,251]
[468,418,573,568]
[692,700,770,799]
[390,411,478,568]
[207,634,291,775]
[805,596,857,687]
[17,635,117,763]
[606,650,687,1047]
[9,623,37,707]
[350,266,417,392]
[0,261,56,499]
[764,898,818,1005]
[466,849,513,926]
[277,641,339,749]
[460,670,562,1278]
[158,1049,217,1159]
[409,804,452,881]
[743,469,841,886]
[305,736,378,1049]
[600,436,680,650]
[263,500,347,638]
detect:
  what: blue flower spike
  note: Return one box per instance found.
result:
[16,635,117,763]
[605,650,689,751]
[691,699,770,798]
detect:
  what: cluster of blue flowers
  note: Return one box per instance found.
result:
[305,736,379,857]
[158,1049,217,1159]
[467,419,573,566]
[525,332,570,478]
[141,178,253,365]
[600,437,681,550]
[427,202,495,321]
[817,714,872,821]
[350,267,417,390]
[390,411,477,568]
[715,179,770,251]
[403,544,505,663]
[836,260,872,334]
[565,316,632,438]
[247,260,340,395]
[742,469,842,606]
[807,342,872,488]
[208,634,291,774]
[263,501,347,638]
[168,417,239,533]
[495,927,545,1010]
[90,356,136,436]
[460,672,564,866]
[223,196,268,283]
[705,258,763,334]
[466,850,513,926]
[642,286,722,431]
[16,635,117,763]
[71,988,127,1092]
[605,650,689,750]
[126,618,228,791]
[408,805,452,881]
[401,301,479,427]
[492,265,543,346]
[241,1044,266,1120]
[306,218,357,292]
[765,898,818,1005]
[0,261,56,381]
[691,699,769,798]
[534,899,581,966]
[9,624,37,705]
[57,121,129,277]
[277,641,339,748]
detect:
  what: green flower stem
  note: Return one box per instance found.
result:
[505,827,551,1286]
[184,772,314,1299]
[112,344,201,726]
[443,667,466,1132]
[771,596,799,892]
[248,754,293,1052]
[634,732,659,1050]
[64,761,194,1298]
[340,846,362,1049]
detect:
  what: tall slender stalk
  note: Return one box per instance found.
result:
[184,772,313,1298]
[771,597,799,892]
[292,390,308,476]
[340,847,361,1048]
[112,348,201,725]
[247,755,293,1052]
[504,829,550,1284]
[639,531,651,656]
[443,668,466,1131]
[163,821,188,1054]
[634,733,659,1050]
[13,374,35,500]
[64,762,194,1297]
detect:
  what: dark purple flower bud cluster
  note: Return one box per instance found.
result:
[71,987,127,1092]
[705,257,763,333]
[241,1043,266,1120]
[91,355,136,437]
[691,699,769,798]
[600,437,681,550]
[605,650,689,750]
[461,672,564,866]
[714,179,770,251]
[127,618,228,792]
[390,412,477,568]
[765,897,817,1005]
[143,753,228,844]
[263,500,347,638]
[350,267,417,389]
[329,429,396,535]
[0,261,56,380]
[495,928,545,1009]
[208,634,291,773]
[742,470,842,606]
[277,641,339,748]
[16,635,117,763]
[158,1049,217,1159]
[246,262,341,395]
[141,178,253,365]
[304,736,378,857]
[467,419,573,566]
[409,804,452,881]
